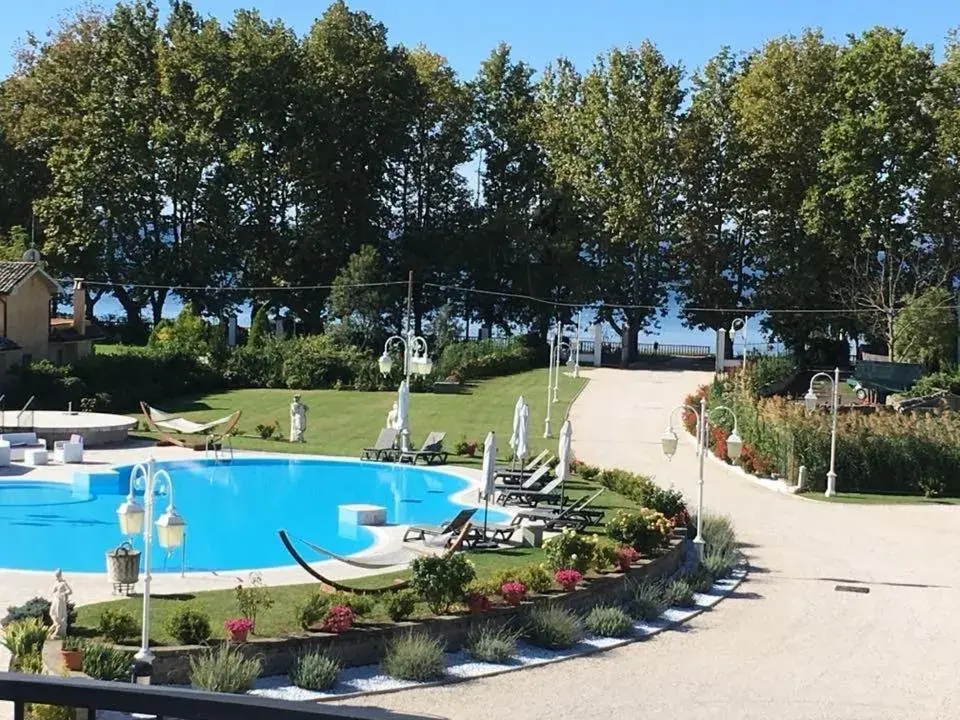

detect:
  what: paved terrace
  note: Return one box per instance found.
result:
[336,368,960,720]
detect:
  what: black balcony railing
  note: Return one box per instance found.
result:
[0,673,442,720]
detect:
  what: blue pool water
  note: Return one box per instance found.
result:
[0,458,507,573]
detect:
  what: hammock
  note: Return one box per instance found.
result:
[140,402,242,448]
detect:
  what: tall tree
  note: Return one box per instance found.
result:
[540,43,683,365]
[675,47,754,341]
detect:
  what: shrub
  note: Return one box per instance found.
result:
[166,607,212,645]
[381,632,446,681]
[382,590,418,622]
[436,338,537,381]
[584,605,633,638]
[97,609,139,644]
[410,554,476,614]
[2,597,75,629]
[606,509,672,553]
[235,573,274,629]
[625,578,666,621]
[590,537,620,571]
[1,618,48,659]
[327,592,375,618]
[686,566,716,593]
[61,636,85,652]
[466,624,519,663]
[81,643,134,681]
[189,644,262,694]
[290,650,341,691]
[297,593,332,630]
[578,464,600,481]
[525,606,582,650]
[320,605,354,634]
[499,581,526,605]
[702,549,735,580]
[517,564,553,594]
[224,618,254,636]
[666,579,697,608]
[615,546,640,570]
[543,528,593,573]
[700,513,738,563]
[554,569,583,591]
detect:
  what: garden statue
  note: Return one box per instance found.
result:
[386,402,399,430]
[290,394,308,443]
[48,569,72,639]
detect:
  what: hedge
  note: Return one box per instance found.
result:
[437,338,539,381]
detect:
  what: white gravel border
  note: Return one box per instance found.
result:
[246,551,749,703]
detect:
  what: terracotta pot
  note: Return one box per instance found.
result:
[617,560,633,573]
[228,629,249,643]
[466,596,489,614]
[502,592,524,606]
[60,649,82,672]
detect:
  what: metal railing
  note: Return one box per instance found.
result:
[637,343,712,357]
[0,673,440,720]
[15,395,34,429]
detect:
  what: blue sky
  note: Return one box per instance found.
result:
[0,0,956,81]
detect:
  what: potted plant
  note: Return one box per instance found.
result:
[465,592,490,614]
[60,636,84,671]
[224,617,254,643]
[500,581,527,606]
[554,569,582,592]
[320,605,354,634]
[615,546,640,572]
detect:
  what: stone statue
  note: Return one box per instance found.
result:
[49,569,72,639]
[290,394,308,443]
[386,402,399,430]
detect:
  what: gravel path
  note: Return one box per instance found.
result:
[335,367,960,720]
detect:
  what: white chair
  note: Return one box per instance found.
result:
[0,440,10,467]
[54,434,84,464]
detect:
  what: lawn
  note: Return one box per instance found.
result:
[135,368,587,466]
[802,492,960,506]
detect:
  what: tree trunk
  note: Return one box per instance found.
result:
[113,288,145,328]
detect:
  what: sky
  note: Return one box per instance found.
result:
[0,0,956,82]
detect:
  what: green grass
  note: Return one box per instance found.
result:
[802,492,960,505]
[133,368,584,466]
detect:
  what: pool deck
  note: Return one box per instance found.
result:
[0,442,493,639]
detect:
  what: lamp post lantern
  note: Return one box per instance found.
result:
[730,317,748,372]
[660,397,741,559]
[804,367,840,497]
[116,457,185,666]
[378,271,432,451]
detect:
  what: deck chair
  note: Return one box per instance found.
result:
[510,489,606,532]
[495,453,554,484]
[403,507,477,543]
[361,428,399,461]
[398,431,448,465]
[496,449,548,473]
[493,462,552,492]
[495,473,564,507]
[140,402,241,449]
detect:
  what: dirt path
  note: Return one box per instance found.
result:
[337,368,960,720]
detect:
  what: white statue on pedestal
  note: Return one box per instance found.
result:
[290,394,308,443]
[49,569,72,639]
[386,402,399,430]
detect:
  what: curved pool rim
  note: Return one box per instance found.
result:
[0,452,507,576]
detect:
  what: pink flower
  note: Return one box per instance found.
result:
[615,546,639,564]
[500,581,527,604]
[224,618,254,634]
[554,569,582,590]
[320,604,354,633]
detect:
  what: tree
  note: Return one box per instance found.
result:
[540,44,683,365]
[892,287,957,368]
[327,245,389,349]
[247,305,271,348]
[675,47,754,340]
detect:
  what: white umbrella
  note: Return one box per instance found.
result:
[557,419,572,507]
[479,430,498,545]
[515,403,529,467]
[509,396,525,451]
[397,380,410,450]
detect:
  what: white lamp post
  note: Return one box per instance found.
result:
[553,330,572,404]
[660,397,741,559]
[544,328,555,438]
[804,367,840,497]
[116,458,185,665]
[730,317,748,372]
[378,332,431,452]
[573,311,582,378]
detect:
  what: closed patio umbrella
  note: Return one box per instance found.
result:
[515,403,529,468]
[508,395,525,468]
[397,380,410,451]
[478,430,499,548]
[557,419,572,508]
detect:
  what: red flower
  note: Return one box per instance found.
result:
[320,604,354,633]
[554,569,582,591]
[224,618,254,634]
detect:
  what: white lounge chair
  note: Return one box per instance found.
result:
[54,434,84,463]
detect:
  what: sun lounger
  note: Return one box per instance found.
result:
[510,489,606,531]
[495,454,555,485]
[493,463,552,492]
[403,508,477,543]
[398,431,448,465]
[495,474,565,507]
[361,428,399,461]
[496,449,548,473]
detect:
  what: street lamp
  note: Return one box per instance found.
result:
[544,327,556,438]
[553,330,572,404]
[730,317,748,372]
[804,367,840,497]
[660,397,741,559]
[116,458,185,666]
[573,311,583,378]
[379,331,431,451]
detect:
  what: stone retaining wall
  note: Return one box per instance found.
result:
[148,537,686,685]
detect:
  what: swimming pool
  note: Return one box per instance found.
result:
[0,457,508,573]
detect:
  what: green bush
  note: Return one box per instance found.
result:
[189,644,261,693]
[62,636,85,652]
[297,593,332,630]
[517,564,554,594]
[525,606,582,649]
[584,605,633,638]
[97,609,139,644]
[624,578,666,621]
[166,607,212,646]
[235,573,274,629]
[590,469,686,519]
[702,549,735,580]
[436,338,538,381]
[606,509,672,553]
[666,579,697,608]
[381,632,446,681]
[327,592,375,618]
[1,618,48,659]
[81,643,134,681]
[746,355,796,393]
[382,590,418,622]
[466,624,519,663]
[2,597,75,628]
[289,650,341,691]
[410,554,476,614]
[543,528,593,573]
